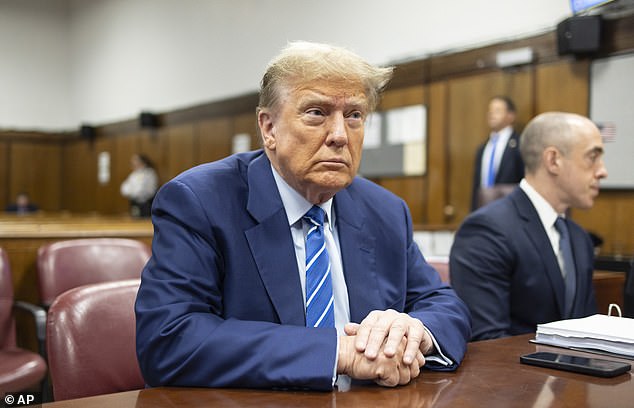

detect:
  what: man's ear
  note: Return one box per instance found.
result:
[543,146,562,175]
[257,109,276,150]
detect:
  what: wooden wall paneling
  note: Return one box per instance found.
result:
[379,177,426,225]
[379,85,425,109]
[196,116,233,165]
[446,73,505,224]
[9,142,62,211]
[166,124,196,180]
[571,191,634,257]
[94,136,117,214]
[0,142,8,207]
[498,68,535,131]
[535,60,589,115]
[61,139,98,212]
[609,193,634,256]
[426,81,449,225]
[446,70,532,224]
[232,112,259,152]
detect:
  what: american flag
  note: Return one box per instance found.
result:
[596,122,617,143]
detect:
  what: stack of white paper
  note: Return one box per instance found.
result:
[534,314,634,358]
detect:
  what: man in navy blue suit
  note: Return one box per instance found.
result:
[450,112,608,341]
[135,41,471,390]
[470,96,524,210]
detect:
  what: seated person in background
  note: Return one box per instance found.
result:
[5,192,39,214]
[450,112,607,341]
[120,154,158,217]
[471,96,524,211]
[135,41,471,391]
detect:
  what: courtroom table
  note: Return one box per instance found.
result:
[41,334,633,408]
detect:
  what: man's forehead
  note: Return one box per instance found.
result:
[294,87,367,106]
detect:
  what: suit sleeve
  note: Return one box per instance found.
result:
[135,179,337,390]
[471,146,483,211]
[449,213,515,341]
[401,202,472,369]
[571,224,598,315]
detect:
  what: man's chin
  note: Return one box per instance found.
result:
[313,174,353,191]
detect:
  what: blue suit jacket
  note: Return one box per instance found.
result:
[471,131,524,210]
[135,150,471,390]
[450,187,597,341]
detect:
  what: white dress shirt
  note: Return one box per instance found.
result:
[271,166,351,335]
[480,125,513,187]
[519,179,567,276]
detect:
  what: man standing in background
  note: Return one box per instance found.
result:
[471,96,524,210]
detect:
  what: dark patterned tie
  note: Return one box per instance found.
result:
[555,217,577,318]
[303,206,334,328]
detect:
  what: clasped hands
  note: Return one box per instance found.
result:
[337,309,434,387]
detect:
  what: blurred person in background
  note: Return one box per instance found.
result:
[120,154,158,217]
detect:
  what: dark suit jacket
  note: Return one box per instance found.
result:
[471,131,524,210]
[625,261,634,318]
[4,204,38,213]
[450,187,597,341]
[135,150,471,390]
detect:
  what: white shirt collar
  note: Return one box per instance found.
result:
[519,178,563,230]
[491,125,513,141]
[270,165,334,231]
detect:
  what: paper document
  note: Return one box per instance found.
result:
[534,314,634,358]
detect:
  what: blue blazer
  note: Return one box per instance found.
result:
[450,187,597,341]
[471,131,524,210]
[135,150,471,390]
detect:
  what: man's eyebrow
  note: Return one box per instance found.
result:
[586,146,604,155]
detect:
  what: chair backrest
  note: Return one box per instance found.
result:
[37,238,151,307]
[428,259,450,284]
[476,183,517,209]
[0,247,17,348]
[46,279,144,401]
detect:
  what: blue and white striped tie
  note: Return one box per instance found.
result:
[303,206,334,328]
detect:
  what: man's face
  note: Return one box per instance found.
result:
[487,99,514,132]
[16,195,29,207]
[259,79,368,204]
[557,122,608,210]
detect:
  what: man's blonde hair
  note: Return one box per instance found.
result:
[258,41,393,114]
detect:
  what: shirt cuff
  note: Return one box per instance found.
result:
[423,326,453,367]
[332,335,339,386]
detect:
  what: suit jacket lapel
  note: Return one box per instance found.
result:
[511,189,566,316]
[244,153,305,326]
[334,188,381,323]
[497,132,520,181]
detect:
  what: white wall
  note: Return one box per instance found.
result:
[0,0,71,130]
[1,0,573,131]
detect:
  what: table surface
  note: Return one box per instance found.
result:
[42,333,633,408]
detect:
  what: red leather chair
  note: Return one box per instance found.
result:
[46,279,144,401]
[427,257,450,284]
[476,183,517,209]
[37,238,151,307]
[0,247,47,395]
